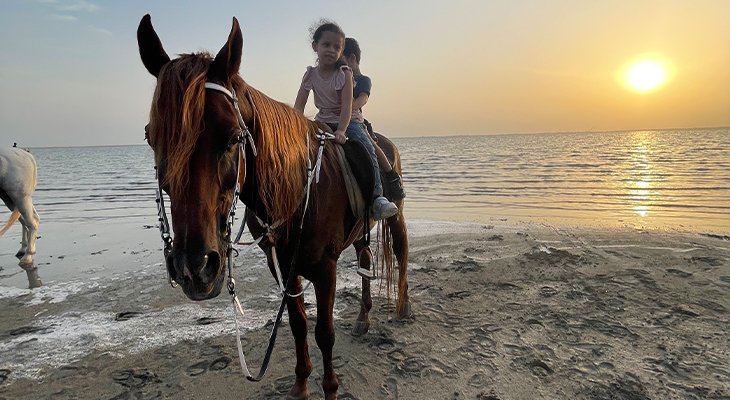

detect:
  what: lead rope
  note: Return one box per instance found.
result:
[227,128,333,382]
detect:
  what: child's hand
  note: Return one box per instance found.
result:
[334,130,347,144]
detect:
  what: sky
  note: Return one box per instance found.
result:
[1,0,728,147]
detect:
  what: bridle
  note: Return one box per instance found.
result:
[153,82,256,290]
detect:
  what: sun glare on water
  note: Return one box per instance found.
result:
[624,59,669,92]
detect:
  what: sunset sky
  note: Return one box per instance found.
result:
[1,0,728,147]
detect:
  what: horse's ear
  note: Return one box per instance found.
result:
[209,17,243,82]
[137,14,170,78]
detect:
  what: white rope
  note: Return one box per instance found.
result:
[230,293,255,377]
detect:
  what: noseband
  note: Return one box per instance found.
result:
[153,82,256,288]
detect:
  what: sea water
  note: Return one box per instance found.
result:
[2,127,728,284]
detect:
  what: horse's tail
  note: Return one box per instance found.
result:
[378,219,396,304]
[29,151,38,191]
[0,209,21,237]
[377,212,409,316]
[390,211,410,318]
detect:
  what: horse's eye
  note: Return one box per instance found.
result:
[225,130,243,152]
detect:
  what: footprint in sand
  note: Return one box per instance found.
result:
[0,369,10,384]
[111,369,160,389]
[447,290,472,300]
[114,311,144,321]
[208,356,231,371]
[379,376,398,398]
[331,355,346,369]
[538,286,559,297]
[451,257,482,272]
[186,361,209,376]
[689,256,725,267]
[695,299,727,313]
[665,268,693,278]
[186,356,232,376]
[527,359,553,377]
[195,317,223,325]
[396,356,428,377]
[8,325,52,336]
[272,374,297,395]
[386,348,406,363]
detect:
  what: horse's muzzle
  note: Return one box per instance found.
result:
[167,249,224,300]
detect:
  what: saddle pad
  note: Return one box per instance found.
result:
[334,145,366,219]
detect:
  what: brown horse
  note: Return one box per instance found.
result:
[138,15,410,399]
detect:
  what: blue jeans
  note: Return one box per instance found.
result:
[328,122,383,198]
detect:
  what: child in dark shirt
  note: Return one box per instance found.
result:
[344,37,405,201]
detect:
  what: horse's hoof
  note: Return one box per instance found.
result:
[397,302,413,320]
[285,389,310,400]
[26,268,42,289]
[15,250,24,259]
[351,320,370,336]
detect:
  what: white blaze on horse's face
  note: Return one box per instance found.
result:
[138,14,245,301]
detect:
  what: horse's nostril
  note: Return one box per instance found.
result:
[199,251,221,284]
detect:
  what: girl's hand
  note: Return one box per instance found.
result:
[334,130,347,144]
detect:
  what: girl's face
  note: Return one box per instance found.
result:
[313,30,344,68]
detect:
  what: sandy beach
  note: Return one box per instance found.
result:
[1,219,728,399]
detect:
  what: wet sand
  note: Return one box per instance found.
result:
[1,220,729,399]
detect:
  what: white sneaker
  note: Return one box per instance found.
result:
[371,196,398,220]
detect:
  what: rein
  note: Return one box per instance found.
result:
[152,81,334,382]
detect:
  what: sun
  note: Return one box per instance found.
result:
[624,59,669,92]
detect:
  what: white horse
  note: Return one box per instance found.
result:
[0,146,40,267]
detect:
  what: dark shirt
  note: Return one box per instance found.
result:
[353,74,371,100]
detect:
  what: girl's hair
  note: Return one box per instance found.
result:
[344,38,361,63]
[310,19,345,45]
[310,19,347,67]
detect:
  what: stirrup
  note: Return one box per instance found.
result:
[357,268,375,280]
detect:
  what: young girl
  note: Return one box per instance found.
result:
[344,37,406,201]
[294,21,398,220]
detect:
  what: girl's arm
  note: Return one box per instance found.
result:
[335,69,354,144]
[294,86,309,113]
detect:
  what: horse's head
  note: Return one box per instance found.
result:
[137,15,247,300]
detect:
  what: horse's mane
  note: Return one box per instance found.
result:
[148,53,210,198]
[233,78,320,222]
[149,51,320,222]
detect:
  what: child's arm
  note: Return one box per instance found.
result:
[335,69,354,144]
[294,86,309,113]
[353,93,369,110]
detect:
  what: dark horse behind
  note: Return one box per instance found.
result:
[138,15,410,399]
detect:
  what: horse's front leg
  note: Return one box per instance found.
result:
[16,215,27,259]
[18,200,39,266]
[352,240,372,336]
[314,260,339,400]
[286,277,312,399]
